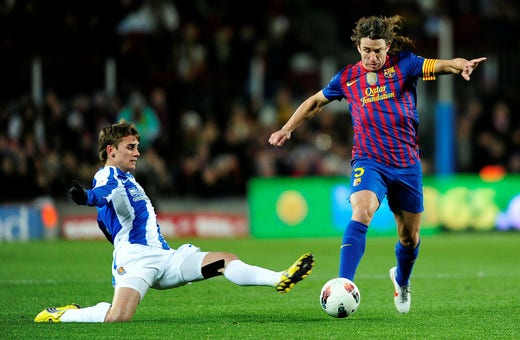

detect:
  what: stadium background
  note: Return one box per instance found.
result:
[0,0,519,241]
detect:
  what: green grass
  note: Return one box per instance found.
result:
[1,233,519,339]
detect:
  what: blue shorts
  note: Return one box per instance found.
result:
[349,158,424,214]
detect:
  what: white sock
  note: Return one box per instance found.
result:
[60,302,111,323]
[223,260,282,286]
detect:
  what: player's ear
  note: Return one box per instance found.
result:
[107,145,116,157]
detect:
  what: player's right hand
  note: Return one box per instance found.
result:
[69,180,88,205]
[269,130,291,146]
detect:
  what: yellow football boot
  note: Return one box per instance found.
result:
[276,253,315,293]
[34,304,80,322]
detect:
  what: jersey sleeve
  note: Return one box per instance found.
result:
[86,167,119,207]
[322,68,347,101]
[399,51,437,81]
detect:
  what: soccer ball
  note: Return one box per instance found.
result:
[319,277,361,318]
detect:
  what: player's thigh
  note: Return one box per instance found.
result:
[155,244,208,289]
[349,159,387,204]
[387,164,423,214]
[112,244,161,289]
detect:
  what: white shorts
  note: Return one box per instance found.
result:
[112,243,208,299]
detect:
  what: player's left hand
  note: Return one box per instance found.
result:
[461,57,486,81]
[69,180,88,205]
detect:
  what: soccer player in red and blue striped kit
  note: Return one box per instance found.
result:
[269,15,486,314]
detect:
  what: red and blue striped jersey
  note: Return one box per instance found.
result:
[322,51,437,168]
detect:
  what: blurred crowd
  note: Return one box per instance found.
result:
[0,0,519,203]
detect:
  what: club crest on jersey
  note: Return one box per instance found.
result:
[117,266,127,275]
[384,67,396,78]
[366,72,377,85]
[353,177,362,186]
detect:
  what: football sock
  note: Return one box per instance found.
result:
[338,220,368,281]
[394,239,420,286]
[224,259,280,286]
[60,302,111,322]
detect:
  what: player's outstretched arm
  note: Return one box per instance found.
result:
[268,90,330,146]
[435,57,487,80]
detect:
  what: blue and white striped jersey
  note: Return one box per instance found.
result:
[85,166,170,251]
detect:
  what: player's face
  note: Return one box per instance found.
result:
[357,38,390,71]
[105,135,140,172]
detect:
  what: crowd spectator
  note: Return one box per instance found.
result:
[117,91,161,150]
[0,1,519,203]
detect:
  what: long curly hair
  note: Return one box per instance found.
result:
[350,15,415,55]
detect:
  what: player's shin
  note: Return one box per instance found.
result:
[394,240,420,286]
[338,220,368,280]
[223,260,280,286]
[60,302,111,322]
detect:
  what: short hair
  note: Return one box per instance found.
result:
[98,119,140,163]
[351,15,415,54]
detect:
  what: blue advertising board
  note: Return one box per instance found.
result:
[0,206,45,241]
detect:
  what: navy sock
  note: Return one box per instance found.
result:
[338,220,368,281]
[394,240,420,286]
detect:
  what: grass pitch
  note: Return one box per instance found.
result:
[1,232,519,339]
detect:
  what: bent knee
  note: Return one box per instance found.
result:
[104,309,134,322]
[203,252,239,265]
[399,234,420,248]
[224,253,239,263]
[352,207,375,225]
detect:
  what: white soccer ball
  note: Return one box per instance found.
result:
[319,277,361,318]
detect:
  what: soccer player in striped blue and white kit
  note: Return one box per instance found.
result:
[269,15,485,314]
[35,120,314,323]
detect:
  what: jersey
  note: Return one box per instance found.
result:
[85,166,170,251]
[322,51,437,168]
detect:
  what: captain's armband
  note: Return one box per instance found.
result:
[422,59,438,80]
